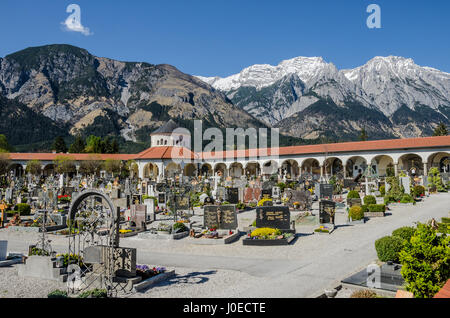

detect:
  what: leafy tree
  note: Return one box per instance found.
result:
[52,136,68,153]
[433,122,448,136]
[85,135,103,153]
[359,127,368,141]
[53,156,76,174]
[25,159,42,175]
[0,152,11,175]
[103,159,122,176]
[399,222,450,298]
[79,155,102,176]
[0,134,13,152]
[69,135,86,153]
[428,167,446,192]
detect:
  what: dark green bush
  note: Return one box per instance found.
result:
[399,223,450,298]
[441,217,450,224]
[48,290,68,298]
[375,236,404,262]
[347,190,360,199]
[360,205,368,213]
[384,195,396,204]
[172,222,188,232]
[363,195,376,205]
[14,203,31,216]
[412,185,425,198]
[368,204,386,212]
[379,185,385,196]
[392,226,415,242]
[349,206,364,220]
[400,194,415,204]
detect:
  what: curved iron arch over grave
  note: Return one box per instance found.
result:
[69,189,117,224]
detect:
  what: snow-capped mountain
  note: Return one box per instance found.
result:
[196,56,450,139]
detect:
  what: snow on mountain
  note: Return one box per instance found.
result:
[342,56,450,116]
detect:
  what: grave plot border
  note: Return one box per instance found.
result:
[242,234,296,246]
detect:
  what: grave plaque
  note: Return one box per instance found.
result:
[400,177,411,195]
[130,205,147,230]
[203,205,237,230]
[261,188,272,199]
[158,193,166,204]
[255,206,290,230]
[344,179,357,189]
[319,200,336,224]
[227,188,239,204]
[315,183,333,199]
[272,186,281,199]
[175,195,189,210]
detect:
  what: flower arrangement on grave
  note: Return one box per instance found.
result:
[55,253,84,268]
[30,246,50,256]
[236,202,245,210]
[119,229,133,234]
[58,195,71,203]
[172,222,188,233]
[202,226,219,238]
[250,227,283,240]
[293,201,300,209]
[157,223,172,233]
[314,225,331,233]
[257,198,272,207]
[136,264,166,279]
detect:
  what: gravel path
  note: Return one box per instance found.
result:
[1,193,449,298]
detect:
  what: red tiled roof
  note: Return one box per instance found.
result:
[7,153,135,161]
[434,279,450,298]
[5,136,450,161]
[200,135,450,159]
[135,146,199,160]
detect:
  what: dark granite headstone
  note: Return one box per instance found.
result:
[203,205,237,230]
[175,195,189,210]
[227,187,239,204]
[319,200,336,224]
[255,206,290,230]
[158,193,166,204]
[261,189,272,199]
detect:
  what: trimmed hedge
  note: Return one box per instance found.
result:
[347,190,360,199]
[363,195,376,205]
[375,236,405,262]
[349,206,364,220]
[13,203,31,216]
[392,226,415,242]
[360,205,368,213]
[368,204,386,212]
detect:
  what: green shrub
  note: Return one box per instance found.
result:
[375,236,405,262]
[441,217,450,224]
[363,195,376,205]
[172,222,188,232]
[379,185,385,196]
[360,205,368,213]
[349,206,364,221]
[14,203,31,216]
[392,226,415,242]
[78,288,108,298]
[386,176,404,201]
[428,167,446,192]
[347,190,360,199]
[412,185,425,198]
[48,289,68,298]
[277,182,286,192]
[384,195,396,205]
[400,194,414,204]
[368,204,386,212]
[399,222,450,298]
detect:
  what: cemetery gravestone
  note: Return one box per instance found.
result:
[203,205,237,230]
[272,186,281,199]
[227,188,239,204]
[130,205,147,230]
[319,200,336,224]
[255,206,290,230]
[400,177,411,195]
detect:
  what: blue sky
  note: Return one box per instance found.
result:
[0,0,449,76]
